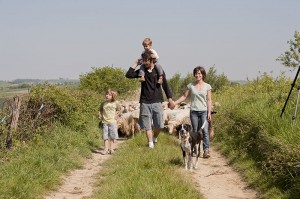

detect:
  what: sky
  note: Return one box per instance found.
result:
[0,0,299,81]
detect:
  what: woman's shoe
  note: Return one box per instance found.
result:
[203,150,210,158]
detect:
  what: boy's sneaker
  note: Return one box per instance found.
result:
[109,149,115,154]
[203,149,210,158]
[139,76,145,82]
[99,149,109,155]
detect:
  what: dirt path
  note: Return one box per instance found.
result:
[43,141,125,199]
[44,141,259,199]
[189,147,259,199]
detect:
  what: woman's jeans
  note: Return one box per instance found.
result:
[190,110,209,150]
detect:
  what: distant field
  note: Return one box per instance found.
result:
[0,79,79,107]
[0,81,11,87]
[0,89,28,106]
[0,81,29,106]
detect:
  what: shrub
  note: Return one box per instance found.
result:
[79,66,139,96]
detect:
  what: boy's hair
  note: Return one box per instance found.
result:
[105,89,117,102]
[141,50,154,62]
[142,38,152,46]
[193,66,207,80]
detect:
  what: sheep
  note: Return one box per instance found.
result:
[164,109,190,135]
[117,109,140,138]
[164,101,220,140]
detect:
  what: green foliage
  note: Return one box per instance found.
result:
[0,85,97,151]
[28,84,100,131]
[277,31,300,68]
[8,83,31,89]
[206,66,231,92]
[79,66,139,96]
[213,73,300,198]
[168,73,184,99]
[181,72,195,91]
[168,67,231,99]
[0,124,100,199]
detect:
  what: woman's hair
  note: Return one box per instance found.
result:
[193,66,206,80]
[105,89,117,102]
[142,38,152,46]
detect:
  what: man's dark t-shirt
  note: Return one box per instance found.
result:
[125,64,172,104]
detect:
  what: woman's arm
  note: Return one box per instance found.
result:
[170,88,190,109]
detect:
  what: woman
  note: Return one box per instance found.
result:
[172,66,212,158]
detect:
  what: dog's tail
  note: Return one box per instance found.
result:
[201,120,207,130]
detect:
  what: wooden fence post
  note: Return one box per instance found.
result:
[6,96,21,149]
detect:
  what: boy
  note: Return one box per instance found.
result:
[138,38,164,84]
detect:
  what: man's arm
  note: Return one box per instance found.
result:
[161,71,173,102]
[125,59,140,78]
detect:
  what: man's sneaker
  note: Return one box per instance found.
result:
[153,137,158,143]
[149,142,154,149]
[203,149,210,158]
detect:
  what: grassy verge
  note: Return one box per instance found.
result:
[89,132,203,199]
[213,75,300,199]
[0,123,100,199]
[0,121,203,199]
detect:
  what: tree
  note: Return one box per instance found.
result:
[168,73,182,99]
[79,66,139,95]
[206,67,231,92]
[277,31,300,68]
[167,66,230,98]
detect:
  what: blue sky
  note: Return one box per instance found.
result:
[0,0,299,81]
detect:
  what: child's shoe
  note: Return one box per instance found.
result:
[109,149,115,154]
[99,149,109,155]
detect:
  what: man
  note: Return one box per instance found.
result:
[126,51,174,148]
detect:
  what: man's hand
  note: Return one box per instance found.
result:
[131,58,141,69]
[168,99,175,110]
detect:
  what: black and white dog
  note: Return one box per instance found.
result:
[176,121,207,170]
[176,124,192,170]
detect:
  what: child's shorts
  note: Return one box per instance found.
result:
[102,123,119,140]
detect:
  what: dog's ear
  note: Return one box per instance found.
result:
[175,125,181,132]
[186,124,192,132]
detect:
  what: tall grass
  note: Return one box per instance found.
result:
[0,123,101,199]
[89,132,203,199]
[213,73,300,198]
[0,119,203,199]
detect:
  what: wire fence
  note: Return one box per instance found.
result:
[0,95,56,150]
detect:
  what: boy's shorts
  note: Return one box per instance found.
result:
[102,123,118,140]
[138,102,164,131]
